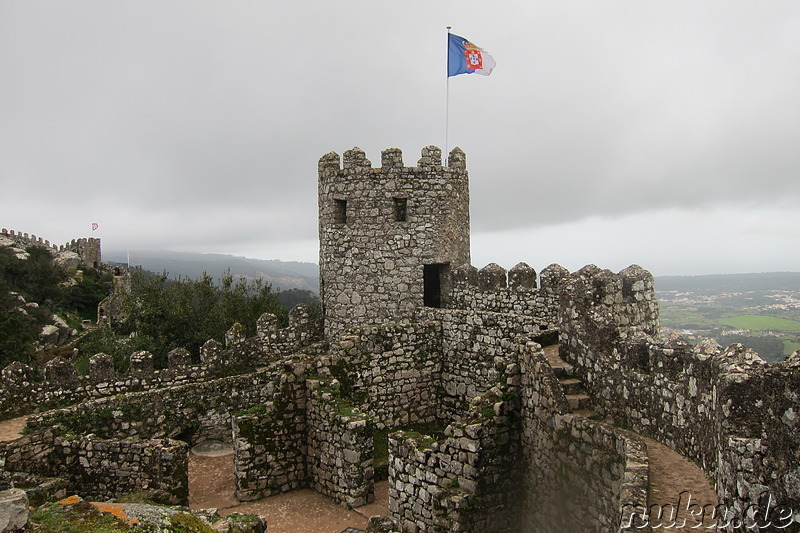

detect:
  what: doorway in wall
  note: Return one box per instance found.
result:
[423,263,450,308]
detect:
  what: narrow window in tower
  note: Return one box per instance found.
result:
[393,198,407,222]
[334,199,347,224]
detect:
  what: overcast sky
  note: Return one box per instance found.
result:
[2,1,799,276]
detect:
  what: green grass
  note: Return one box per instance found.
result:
[719,315,800,332]
[784,341,800,356]
[658,307,721,329]
[28,502,130,533]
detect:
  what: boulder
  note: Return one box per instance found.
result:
[0,489,29,532]
[54,251,81,270]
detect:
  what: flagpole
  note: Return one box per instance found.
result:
[445,26,451,166]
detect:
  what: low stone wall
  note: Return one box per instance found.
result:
[387,385,521,532]
[233,371,309,501]
[26,359,309,444]
[0,350,215,419]
[58,435,188,504]
[0,471,68,507]
[307,382,374,508]
[0,427,187,505]
[231,372,374,508]
[0,308,322,420]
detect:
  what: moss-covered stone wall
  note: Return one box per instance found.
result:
[233,370,309,501]
[0,428,187,505]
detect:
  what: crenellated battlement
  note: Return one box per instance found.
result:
[558,263,659,337]
[557,265,800,525]
[1,228,57,250]
[447,262,569,327]
[1,228,101,268]
[318,145,467,178]
[0,304,322,419]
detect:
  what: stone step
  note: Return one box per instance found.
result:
[566,393,592,411]
[549,362,574,379]
[572,408,601,420]
[559,377,584,395]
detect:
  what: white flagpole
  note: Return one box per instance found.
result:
[445,26,451,165]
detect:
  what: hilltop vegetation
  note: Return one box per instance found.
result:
[0,245,112,367]
[0,241,318,373]
[76,267,301,371]
[104,249,319,292]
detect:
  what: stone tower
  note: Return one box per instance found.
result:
[318,146,471,340]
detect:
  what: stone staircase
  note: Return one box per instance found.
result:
[542,345,719,531]
[542,344,599,420]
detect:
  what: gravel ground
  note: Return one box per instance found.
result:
[0,415,28,442]
[189,450,388,533]
[643,436,717,531]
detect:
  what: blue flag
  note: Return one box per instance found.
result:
[448,33,496,77]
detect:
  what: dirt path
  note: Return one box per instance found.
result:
[0,415,29,442]
[188,450,388,533]
[641,436,718,531]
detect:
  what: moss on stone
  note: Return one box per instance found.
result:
[169,512,215,533]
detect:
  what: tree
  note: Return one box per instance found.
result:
[91,267,288,367]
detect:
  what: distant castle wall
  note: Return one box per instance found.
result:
[1,228,101,268]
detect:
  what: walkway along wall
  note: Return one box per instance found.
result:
[518,340,650,532]
[559,264,800,531]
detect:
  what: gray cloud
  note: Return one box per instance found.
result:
[2,1,799,274]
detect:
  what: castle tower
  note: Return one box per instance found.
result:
[318,146,471,340]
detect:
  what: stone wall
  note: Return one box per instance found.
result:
[447,262,568,323]
[0,471,67,507]
[0,427,187,505]
[26,358,309,444]
[307,381,374,507]
[318,146,471,340]
[0,308,321,419]
[418,307,537,420]
[518,340,651,533]
[327,322,442,429]
[558,265,800,531]
[233,370,309,501]
[387,386,521,533]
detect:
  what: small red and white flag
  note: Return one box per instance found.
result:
[91,222,99,231]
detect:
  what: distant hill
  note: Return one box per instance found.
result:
[104,250,319,293]
[655,272,800,294]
